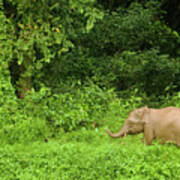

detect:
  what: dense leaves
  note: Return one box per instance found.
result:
[1,0,180,98]
[42,1,180,96]
[0,0,180,178]
[1,134,180,179]
[0,0,179,139]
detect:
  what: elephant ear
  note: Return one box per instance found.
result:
[128,106,148,124]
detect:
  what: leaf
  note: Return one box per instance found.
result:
[36,62,43,70]
[61,48,69,53]
[86,17,95,32]
[17,53,24,65]
[18,23,24,29]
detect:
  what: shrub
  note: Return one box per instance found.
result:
[0,140,180,179]
[42,84,115,132]
[0,84,116,144]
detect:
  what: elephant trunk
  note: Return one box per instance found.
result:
[106,126,127,138]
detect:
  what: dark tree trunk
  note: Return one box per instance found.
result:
[17,63,32,99]
[17,55,33,99]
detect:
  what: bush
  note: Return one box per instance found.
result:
[0,139,180,179]
[43,84,115,132]
[0,84,116,144]
[84,1,180,55]
[47,49,180,96]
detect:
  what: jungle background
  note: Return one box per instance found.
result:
[0,0,180,179]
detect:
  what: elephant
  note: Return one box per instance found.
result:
[106,106,180,146]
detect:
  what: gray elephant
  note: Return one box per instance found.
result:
[106,106,180,146]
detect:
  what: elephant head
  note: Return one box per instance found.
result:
[106,106,149,138]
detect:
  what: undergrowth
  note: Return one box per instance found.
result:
[0,135,180,180]
[0,89,179,179]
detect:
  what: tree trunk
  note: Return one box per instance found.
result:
[17,57,32,99]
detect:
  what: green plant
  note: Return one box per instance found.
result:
[43,84,115,132]
[0,135,180,179]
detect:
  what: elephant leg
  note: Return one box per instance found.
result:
[176,142,180,147]
[144,123,154,145]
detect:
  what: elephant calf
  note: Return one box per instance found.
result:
[106,106,180,146]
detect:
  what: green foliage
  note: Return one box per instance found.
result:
[46,48,180,96]
[1,0,104,97]
[0,1,18,139]
[42,1,180,97]
[0,137,180,179]
[85,2,164,54]
[3,0,103,68]
[2,81,179,145]
[160,92,180,107]
[111,49,180,95]
[0,1,15,99]
[0,84,116,144]
[44,86,114,132]
[0,1,180,178]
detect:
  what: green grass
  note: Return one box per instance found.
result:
[1,95,180,179]
[1,129,180,180]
